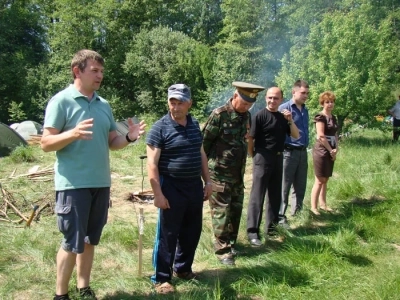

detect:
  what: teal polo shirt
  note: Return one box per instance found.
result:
[43,85,117,191]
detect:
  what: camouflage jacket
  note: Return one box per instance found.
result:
[202,99,250,184]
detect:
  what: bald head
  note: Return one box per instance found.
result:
[265,87,283,112]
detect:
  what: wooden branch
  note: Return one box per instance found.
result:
[0,217,24,224]
[0,185,6,197]
[3,198,28,222]
[34,203,51,221]
[28,178,53,182]
[9,169,54,179]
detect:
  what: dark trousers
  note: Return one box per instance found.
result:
[151,176,204,284]
[279,148,308,220]
[393,118,400,141]
[247,150,283,239]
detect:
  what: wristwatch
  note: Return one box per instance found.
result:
[125,132,137,143]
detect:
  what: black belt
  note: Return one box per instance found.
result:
[256,148,282,155]
[266,149,282,155]
[284,144,307,151]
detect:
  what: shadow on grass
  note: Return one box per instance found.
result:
[339,253,373,266]
[101,196,387,300]
[221,240,285,259]
[101,260,309,299]
[291,196,392,238]
[102,291,155,300]
[290,211,346,237]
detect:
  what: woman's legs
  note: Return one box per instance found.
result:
[319,182,333,211]
[311,176,328,214]
[319,182,327,208]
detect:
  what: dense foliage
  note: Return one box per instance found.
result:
[1,0,400,127]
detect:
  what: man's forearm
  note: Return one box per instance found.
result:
[148,164,163,197]
[41,130,77,152]
[109,134,130,150]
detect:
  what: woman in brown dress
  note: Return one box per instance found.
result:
[311,91,339,215]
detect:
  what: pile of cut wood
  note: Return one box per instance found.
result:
[27,134,42,146]
[0,183,54,226]
[8,165,54,182]
[125,190,154,205]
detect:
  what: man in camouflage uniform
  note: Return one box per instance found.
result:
[202,82,265,265]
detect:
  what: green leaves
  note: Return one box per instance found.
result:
[277,3,400,131]
[0,1,47,122]
[124,26,212,117]
[1,0,400,124]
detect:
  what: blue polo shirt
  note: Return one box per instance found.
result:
[279,99,309,147]
[43,85,117,190]
[146,113,202,179]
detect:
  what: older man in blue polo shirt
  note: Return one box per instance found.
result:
[146,84,212,294]
[278,80,310,225]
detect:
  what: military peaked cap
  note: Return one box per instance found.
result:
[232,81,266,103]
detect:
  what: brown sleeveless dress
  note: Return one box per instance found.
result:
[312,114,338,177]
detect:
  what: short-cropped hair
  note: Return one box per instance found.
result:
[71,49,104,78]
[293,79,309,89]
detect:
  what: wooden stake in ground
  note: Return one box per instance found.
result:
[138,207,144,276]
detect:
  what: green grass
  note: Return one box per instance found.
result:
[1,129,400,299]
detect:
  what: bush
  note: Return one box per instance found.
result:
[9,145,36,163]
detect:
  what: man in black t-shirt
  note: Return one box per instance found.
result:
[246,87,299,246]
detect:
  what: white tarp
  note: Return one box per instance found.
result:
[14,121,43,141]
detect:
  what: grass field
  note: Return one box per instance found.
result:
[1,128,400,300]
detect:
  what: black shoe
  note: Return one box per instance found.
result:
[217,253,235,265]
[267,229,278,236]
[173,271,198,280]
[54,295,71,300]
[76,286,97,300]
[249,238,262,247]
[231,247,239,256]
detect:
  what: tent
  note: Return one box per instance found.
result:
[13,120,43,141]
[9,123,19,130]
[116,120,130,136]
[0,122,27,157]
[115,117,139,136]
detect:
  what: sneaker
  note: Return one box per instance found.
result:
[76,286,97,300]
[173,271,198,280]
[154,282,175,294]
[249,238,262,247]
[217,253,235,265]
[53,295,71,300]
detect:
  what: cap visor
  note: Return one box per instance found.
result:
[238,92,256,103]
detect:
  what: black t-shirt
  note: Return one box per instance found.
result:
[250,109,290,152]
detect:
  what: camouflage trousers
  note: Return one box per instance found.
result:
[209,180,244,255]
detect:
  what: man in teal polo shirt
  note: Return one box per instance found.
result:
[41,49,146,300]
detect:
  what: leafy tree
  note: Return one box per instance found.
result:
[174,0,223,45]
[277,3,400,132]
[0,0,47,123]
[123,26,213,119]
